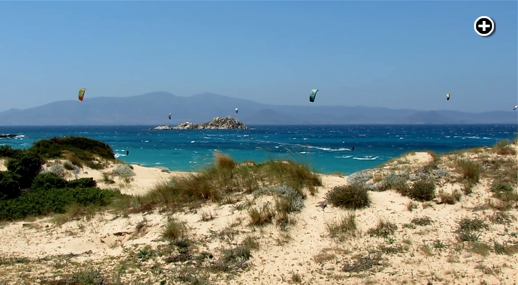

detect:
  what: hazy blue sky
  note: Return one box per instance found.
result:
[0,1,516,113]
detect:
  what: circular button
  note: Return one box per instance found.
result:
[474,16,495,37]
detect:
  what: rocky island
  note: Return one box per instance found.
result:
[153,116,248,130]
[0,134,17,138]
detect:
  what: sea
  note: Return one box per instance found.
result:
[0,124,517,175]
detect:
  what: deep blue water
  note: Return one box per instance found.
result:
[1,125,516,175]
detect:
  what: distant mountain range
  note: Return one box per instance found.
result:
[0,92,516,126]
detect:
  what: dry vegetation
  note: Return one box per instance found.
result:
[0,139,517,284]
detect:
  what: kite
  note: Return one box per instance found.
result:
[235,108,239,114]
[78,88,86,102]
[514,105,517,111]
[309,89,319,102]
[168,113,172,120]
[446,93,450,101]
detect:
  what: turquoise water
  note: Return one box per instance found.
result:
[1,125,516,175]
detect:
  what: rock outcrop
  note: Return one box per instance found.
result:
[0,134,17,138]
[153,116,248,130]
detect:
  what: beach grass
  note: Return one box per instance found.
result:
[133,152,322,214]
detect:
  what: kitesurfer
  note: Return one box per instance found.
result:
[126,150,129,156]
[352,146,355,151]
[78,88,86,102]
[309,89,319,102]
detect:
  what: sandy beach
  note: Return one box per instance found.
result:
[0,145,517,285]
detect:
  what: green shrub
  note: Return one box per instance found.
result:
[7,151,45,189]
[68,177,97,188]
[407,179,436,201]
[31,172,68,191]
[0,171,21,200]
[28,136,115,161]
[0,145,23,158]
[326,183,371,210]
[0,187,115,221]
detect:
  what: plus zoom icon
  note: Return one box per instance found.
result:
[474,16,495,37]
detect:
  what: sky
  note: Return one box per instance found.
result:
[0,0,516,113]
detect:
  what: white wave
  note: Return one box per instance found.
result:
[353,156,379,161]
[191,141,195,143]
[335,155,352,159]
[304,145,351,152]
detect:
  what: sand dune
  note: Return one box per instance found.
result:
[0,145,517,284]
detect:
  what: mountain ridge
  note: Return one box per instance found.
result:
[0,92,516,126]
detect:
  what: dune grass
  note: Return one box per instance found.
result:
[132,153,322,214]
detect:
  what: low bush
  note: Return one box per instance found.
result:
[0,145,23,158]
[7,151,45,189]
[0,187,116,221]
[326,183,371,210]
[406,179,436,201]
[28,136,115,161]
[0,171,21,200]
[68,177,97,188]
[31,172,68,191]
